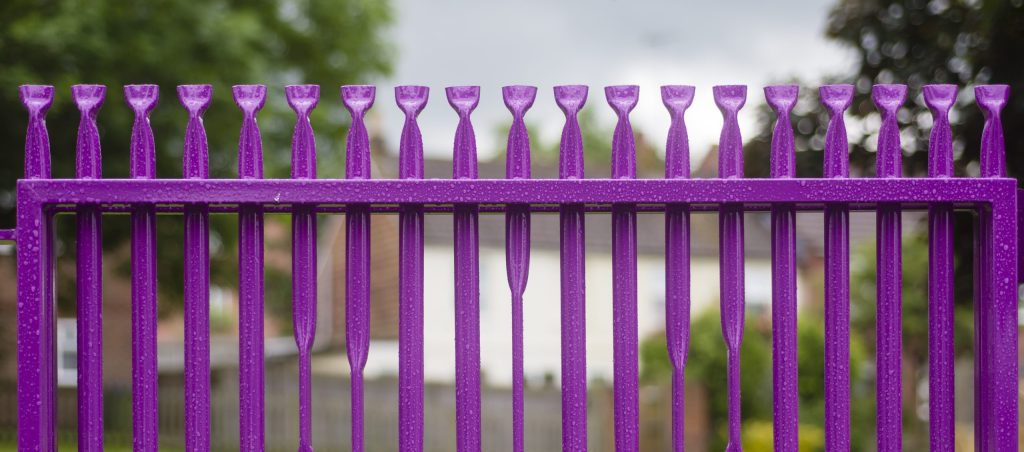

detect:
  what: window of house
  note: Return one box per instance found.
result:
[57,318,77,387]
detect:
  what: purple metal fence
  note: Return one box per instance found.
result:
[6,82,1018,452]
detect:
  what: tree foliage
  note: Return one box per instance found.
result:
[0,0,393,308]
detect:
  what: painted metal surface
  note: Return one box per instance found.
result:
[10,83,1019,452]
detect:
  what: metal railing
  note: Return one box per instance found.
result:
[6,82,1018,451]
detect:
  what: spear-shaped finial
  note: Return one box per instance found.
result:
[765,85,798,179]
[286,85,320,180]
[396,86,429,179]
[342,85,376,180]
[606,85,639,179]
[20,85,54,179]
[72,85,106,179]
[662,85,695,179]
[976,84,1010,178]
[233,85,267,179]
[872,84,907,178]
[714,85,747,179]
[820,85,854,178]
[178,85,213,179]
[447,86,481,179]
[555,85,588,179]
[923,85,958,178]
[125,85,159,179]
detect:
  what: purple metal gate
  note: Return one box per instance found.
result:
[6,82,1018,451]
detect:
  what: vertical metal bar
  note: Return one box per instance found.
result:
[126,84,160,452]
[286,84,320,452]
[447,85,482,452]
[503,85,536,452]
[974,84,1016,452]
[872,83,907,452]
[820,84,854,452]
[395,85,428,452]
[342,85,375,452]
[179,84,213,452]
[923,84,957,452]
[765,84,798,452]
[72,84,107,452]
[661,85,694,452]
[554,85,588,452]
[234,84,268,451]
[713,85,747,452]
[606,85,640,452]
[17,84,55,452]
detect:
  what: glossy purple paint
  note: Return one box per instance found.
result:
[765,84,798,452]
[126,83,160,452]
[287,84,319,452]
[448,85,482,452]
[554,85,588,452]
[714,84,746,452]
[503,85,535,452]
[396,85,428,452]
[923,84,957,452]
[873,83,906,452]
[72,84,106,452]
[342,84,375,452]
[235,84,267,451]
[606,85,640,452]
[975,84,1014,452]
[179,84,212,452]
[661,84,693,452]
[11,83,1020,452]
[820,84,853,452]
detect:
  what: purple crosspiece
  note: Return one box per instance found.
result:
[554,84,589,452]
[179,83,212,452]
[820,83,853,452]
[661,84,694,452]
[342,84,375,452]
[713,84,747,452]
[287,84,320,452]
[503,85,536,452]
[395,85,428,452]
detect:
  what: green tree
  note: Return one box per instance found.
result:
[0,0,393,310]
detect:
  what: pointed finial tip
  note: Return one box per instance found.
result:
[871,84,907,110]
[341,85,376,113]
[819,84,854,113]
[975,84,1009,112]
[604,85,639,113]
[124,85,159,113]
[232,84,267,113]
[395,85,429,115]
[554,85,588,113]
[177,84,213,113]
[713,85,747,111]
[285,85,320,114]
[661,85,695,112]
[922,84,958,112]
[502,85,537,114]
[764,84,798,113]
[20,85,55,111]
[446,86,480,113]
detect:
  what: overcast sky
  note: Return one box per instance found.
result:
[371,0,857,166]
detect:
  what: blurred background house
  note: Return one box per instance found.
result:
[1,0,1023,450]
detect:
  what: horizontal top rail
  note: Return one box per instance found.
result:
[17,177,1017,207]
